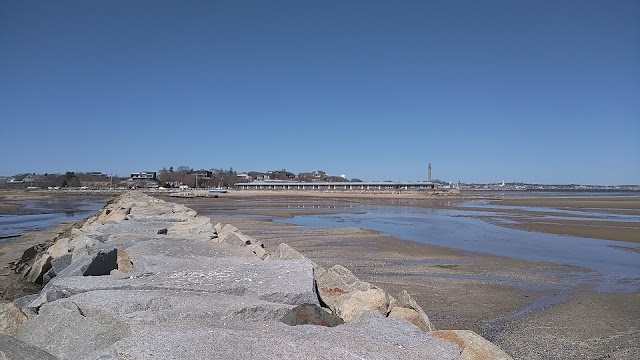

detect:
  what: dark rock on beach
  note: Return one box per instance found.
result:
[280,303,344,327]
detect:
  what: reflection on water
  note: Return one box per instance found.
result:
[0,199,106,242]
[459,199,640,222]
[277,204,640,292]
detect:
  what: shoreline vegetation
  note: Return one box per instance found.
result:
[1,189,639,358]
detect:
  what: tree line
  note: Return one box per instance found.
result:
[157,167,237,188]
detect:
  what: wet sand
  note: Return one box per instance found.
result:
[495,196,640,215]
[0,221,76,301]
[486,196,640,243]
[206,190,640,243]
[0,191,53,214]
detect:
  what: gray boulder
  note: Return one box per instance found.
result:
[50,253,72,276]
[0,303,26,335]
[217,223,240,238]
[28,257,318,310]
[316,265,390,322]
[21,253,51,284]
[0,334,57,360]
[234,233,268,259]
[267,243,325,276]
[167,216,214,239]
[123,238,256,259]
[12,295,38,315]
[432,330,513,359]
[45,237,70,258]
[280,304,344,327]
[114,249,133,274]
[217,230,269,259]
[388,290,435,331]
[218,232,247,247]
[55,248,119,278]
[84,317,460,360]
[15,301,128,359]
[351,309,386,322]
[67,235,98,261]
[38,290,295,327]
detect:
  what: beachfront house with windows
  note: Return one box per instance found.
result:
[130,171,157,180]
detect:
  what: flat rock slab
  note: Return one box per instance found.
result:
[84,222,177,235]
[15,301,129,359]
[30,258,318,309]
[14,290,296,358]
[123,238,256,259]
[86,317,461,360]
[44,289,296,325]
[0,333,57,360]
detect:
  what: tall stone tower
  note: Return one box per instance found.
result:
[428,163,432,182]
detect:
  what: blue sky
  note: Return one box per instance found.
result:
[1,1,638,185]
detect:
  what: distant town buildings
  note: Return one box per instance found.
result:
[189,169,212,179]
[1,166,638,192]
[130,172,157,180]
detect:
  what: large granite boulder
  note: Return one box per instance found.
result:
[0,333,57,360]
[20,254,51,284]
[54,247,131,278]
[217,225,269,259]
[217,223,240,238]
[45,237,70,258]
[27,257,318,311]
[15,301,129,359]
[168,216,215,239]
[280,303,344,327]
[432,330,514,360]
[126,201,195,223]
[28,289,296,327]
[388,289,435,331]
[67,234,98,260]
[0,303,27,335]
[218,231,247,247]
[84,317,460,360]
[123,237,256,259]
[267,243,326,276]
[316,265,390,322]
[49,253,72,276]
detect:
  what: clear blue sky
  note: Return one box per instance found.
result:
[1,1,638,185]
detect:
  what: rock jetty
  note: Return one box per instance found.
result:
[0,193,512,359]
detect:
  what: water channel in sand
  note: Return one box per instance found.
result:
[272,203,640,293]
[0,198,106,242]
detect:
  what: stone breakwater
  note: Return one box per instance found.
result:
[0,193,512,359]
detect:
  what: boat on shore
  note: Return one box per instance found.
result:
[208,188,228,194]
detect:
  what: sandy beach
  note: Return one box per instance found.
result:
[1,189,638,359]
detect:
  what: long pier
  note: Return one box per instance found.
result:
[234,181,435,191]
